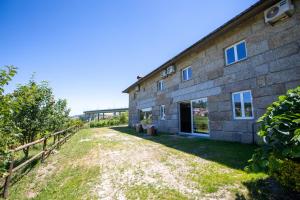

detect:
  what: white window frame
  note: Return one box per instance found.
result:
[157,80,165,91]
[160,105,166,120]
[225,40,247,66]
[232,90,254,120]
[182,66,192,81]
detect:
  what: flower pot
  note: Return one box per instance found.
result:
[147,126,156,136]
[135,124,143,133]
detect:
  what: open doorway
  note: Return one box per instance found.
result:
[179,98,209,136]
[179,102,191,133]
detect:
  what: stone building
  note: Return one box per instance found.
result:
[123,0,300,143]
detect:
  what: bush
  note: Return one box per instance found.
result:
[268,156,300,191]
[89,113,128,128]
[248,86,300,191]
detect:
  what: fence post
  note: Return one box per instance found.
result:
[41,137,48,163]
[57,132,61,149]
[53,135,56,145]
[3,153,14,199]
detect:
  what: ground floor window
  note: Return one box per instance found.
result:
[140,107,152,121]
[232,90,254,119]
[160,105,166,120]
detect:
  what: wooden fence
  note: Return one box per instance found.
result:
[1,125,81,199]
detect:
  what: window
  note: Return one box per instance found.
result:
[225,40,247,65]
[157,80,165,91]
[140,107,152,121]
[232,90,254,119]
[160,105,166,120]
[182,66,192,81]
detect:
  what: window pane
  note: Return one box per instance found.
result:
[182,69,188,81]
[226,47,235,64]
[243,91,253,117]
[158,81,164,91]
[192,99,209,134]
[237,42,247,60]
[233,93,242,117]
[160,106,165,119]
[188,68,192,80]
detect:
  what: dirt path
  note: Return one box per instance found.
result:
[87,128,236,200]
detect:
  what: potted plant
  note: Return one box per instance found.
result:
[141,118,156,136]
[135,123,143,133]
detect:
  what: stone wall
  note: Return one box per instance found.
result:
[128,1,300,143]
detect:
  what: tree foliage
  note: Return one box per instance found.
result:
[0,66,17,175]
[248,86,300,191]
[1,65,73,176]
[48,99,71,132]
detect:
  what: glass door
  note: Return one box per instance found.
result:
[191,98,209,135]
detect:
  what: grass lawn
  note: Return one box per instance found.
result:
[3,126,297,200]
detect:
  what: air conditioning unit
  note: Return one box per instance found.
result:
[264,0,294,25]
[167,65,176,75]
[161,70,167,78]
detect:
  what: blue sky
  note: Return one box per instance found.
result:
[0,0,257,115]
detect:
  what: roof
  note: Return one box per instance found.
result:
[83,108,128,114]
[122,0,278,93]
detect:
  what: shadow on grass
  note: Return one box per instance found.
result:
[111,126,256,170]
[235,177,300,200]
[111,126,300,199]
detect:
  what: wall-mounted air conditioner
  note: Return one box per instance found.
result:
[167,65,176,75]
[161,70,167,78]
[264,0,294,25]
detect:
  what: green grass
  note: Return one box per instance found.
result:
[126,184,188,200]
[7,128,101,200]
[5,126,296,199]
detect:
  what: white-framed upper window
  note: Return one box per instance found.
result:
[182,66,192,81]
[225,40,247,65]
[232,90,254,119]
[157,80,165,91]
[160,105,166,120]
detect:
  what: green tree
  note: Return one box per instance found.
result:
[48,99,71,132]
[0,66,17,176]
[11,80,55,157]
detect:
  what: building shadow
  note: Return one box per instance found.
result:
[111,126,255,170]
[235,177,300,200]
[110,126,300,199]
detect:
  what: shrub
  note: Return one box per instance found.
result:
[248,86,300,191]
[119,113,128,124]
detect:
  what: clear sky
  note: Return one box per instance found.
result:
[0,0,257,115]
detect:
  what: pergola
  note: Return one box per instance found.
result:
[83,108,128,121]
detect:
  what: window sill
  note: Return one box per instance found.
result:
[225,57,248,67]
[233,117,254,120]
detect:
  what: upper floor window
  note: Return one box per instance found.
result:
[225,40,247,65]
[157,80,165,91]
[160,105,166,120]
[182,66,192,81]
[232,90,254,119]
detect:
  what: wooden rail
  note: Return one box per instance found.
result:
[1,125,81,199]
